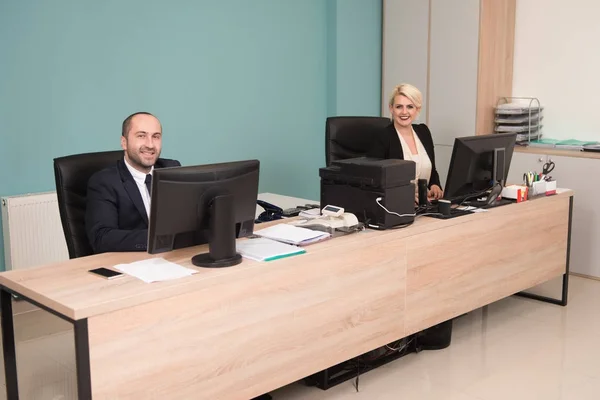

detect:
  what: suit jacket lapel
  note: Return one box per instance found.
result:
[413,125,434,163]
[386,124,404,159]
[117,160,149,225]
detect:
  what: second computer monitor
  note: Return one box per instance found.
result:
[148,159,260,268]
[444,133,517,199]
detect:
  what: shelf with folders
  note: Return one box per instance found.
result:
[494,97,543,145]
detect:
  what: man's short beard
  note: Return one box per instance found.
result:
[126,148,157,170]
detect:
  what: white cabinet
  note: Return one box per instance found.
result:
[428,0,481,147]
[382,0,516,146]
[507,151,546,184]
[509,151,600,278]
[548,155,599,278]
[381,1,429,118]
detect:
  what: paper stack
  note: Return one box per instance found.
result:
[114,258,197,283]
[253,224,330,246]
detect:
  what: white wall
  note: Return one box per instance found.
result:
[381,0,429,120]
[381,0,482,188]
[513,0,600,141]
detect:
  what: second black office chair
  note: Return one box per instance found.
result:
[325,116,390,166]
[53,150,123,259]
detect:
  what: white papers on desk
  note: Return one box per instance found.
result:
[253,224,330,246]
[114,258,197,283]
[236,237,306,261]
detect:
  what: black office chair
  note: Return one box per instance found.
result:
[325,116,390,166]
[53,150,123,259]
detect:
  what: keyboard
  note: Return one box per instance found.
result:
[464,198,515,209]
[422,196,516,220]
[431,196,515,208]
[423,207,474,220]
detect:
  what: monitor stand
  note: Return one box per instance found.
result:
[487,147,507,207]
[462,190,514,209]
[192,194,243,268]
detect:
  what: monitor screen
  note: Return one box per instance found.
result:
[148,159,259,268]
[444,133,517,199]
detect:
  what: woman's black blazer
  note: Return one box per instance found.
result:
[367,122,441,189]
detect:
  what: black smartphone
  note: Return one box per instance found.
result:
[89,267,123,280]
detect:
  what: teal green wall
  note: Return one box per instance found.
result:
[328,0,383,116]
[0,0,382,270]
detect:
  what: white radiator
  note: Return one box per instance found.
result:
[1,192,69,270]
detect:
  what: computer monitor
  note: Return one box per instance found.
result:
[148,159,260,268]
[444,133,517,200]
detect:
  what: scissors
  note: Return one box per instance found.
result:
[542,160,555,175]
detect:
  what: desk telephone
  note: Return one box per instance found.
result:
[290,205,360,233]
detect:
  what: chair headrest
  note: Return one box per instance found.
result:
[325,116,390,166]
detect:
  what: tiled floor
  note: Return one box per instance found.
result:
[1,276,600,399]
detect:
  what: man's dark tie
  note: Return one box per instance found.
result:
[145,174,152,194]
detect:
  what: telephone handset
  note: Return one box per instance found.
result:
[255,200,320,223]
[257,200,283,214]
[256,200,284,223]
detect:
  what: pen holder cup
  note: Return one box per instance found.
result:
[530,180,546,196]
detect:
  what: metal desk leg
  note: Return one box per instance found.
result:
[1,287,19,399]
[514,195,573,306]
[74,319,92,399]
[1,286,92,399]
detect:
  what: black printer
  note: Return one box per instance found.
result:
[319,157,416,229]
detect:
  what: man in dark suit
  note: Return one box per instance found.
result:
[85,112,181,254]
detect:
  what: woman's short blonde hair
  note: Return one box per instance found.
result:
[388,83,423,111]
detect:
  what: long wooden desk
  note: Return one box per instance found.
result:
[0,190,573,399]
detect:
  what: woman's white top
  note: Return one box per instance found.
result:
[397,127,432,188]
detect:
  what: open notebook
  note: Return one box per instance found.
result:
[253,224,330,246]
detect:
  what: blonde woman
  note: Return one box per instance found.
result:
[368,83,443,201]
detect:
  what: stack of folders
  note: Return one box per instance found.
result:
[236,237,306,262]
[528,138,600,151]
[237,225,330,262]
[494,103,544,143]
[253,224,331,246]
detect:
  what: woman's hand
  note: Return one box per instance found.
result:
[428,184,443,200]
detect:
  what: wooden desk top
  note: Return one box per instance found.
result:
[0,190,573,321]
